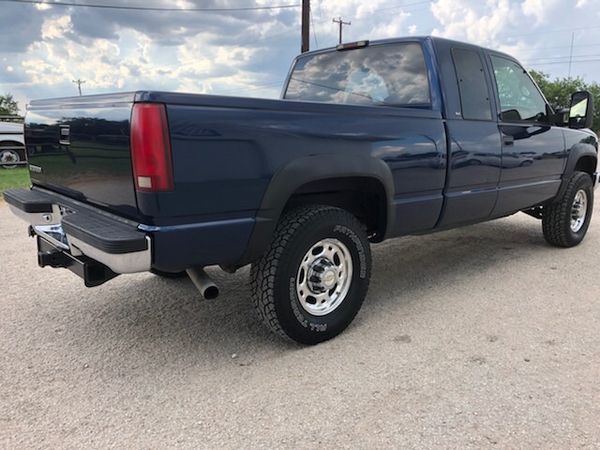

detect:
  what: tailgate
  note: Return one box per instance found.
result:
[25,93,138,218]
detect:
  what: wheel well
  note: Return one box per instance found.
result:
[574,155,597,177]
[0,140,24,148]
[0,140,25,155]
[283,177,388,241]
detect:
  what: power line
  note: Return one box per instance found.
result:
[501,24,600,39]
[526,58,600,66]
[0,0,301,12]
[310,7,318,48]
[369,0,432,13]
[525,53,600,62]
[313,0,432,19]
[532,42,600,51]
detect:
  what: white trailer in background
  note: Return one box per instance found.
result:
[0,117,26,169]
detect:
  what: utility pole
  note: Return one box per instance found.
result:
[332,16,351,44]
[72,78,86,96]
[301,0,310,53]
[567,32,574,79]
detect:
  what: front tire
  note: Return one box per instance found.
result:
[542,171,594,247]
[250,205,372,345]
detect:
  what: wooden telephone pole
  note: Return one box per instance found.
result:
[332,17,351,44]
[301,0,310,53]
[72,79,86,96]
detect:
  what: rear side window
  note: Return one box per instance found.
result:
[452,48,492,120]
[284,43,430,107]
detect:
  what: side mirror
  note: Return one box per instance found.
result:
[569,90,594,129]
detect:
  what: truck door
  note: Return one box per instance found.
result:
[435,43,502,227]
[487,54,566,217]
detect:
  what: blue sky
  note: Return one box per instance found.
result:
[0,0,599,112]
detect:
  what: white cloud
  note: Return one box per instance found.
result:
[34,2,52,11]
[431,0,512,45]
[41,15,72,40]
[521,0,562,24]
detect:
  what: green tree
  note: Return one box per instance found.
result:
[0,94,20,116]
[529,70,600,133]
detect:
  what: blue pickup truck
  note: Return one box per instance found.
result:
[5,36,599,344]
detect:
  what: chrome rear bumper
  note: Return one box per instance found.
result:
[4,188,151,278]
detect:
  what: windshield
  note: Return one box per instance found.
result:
[284,42,430,107]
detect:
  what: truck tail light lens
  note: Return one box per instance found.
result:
[130,103,174,192]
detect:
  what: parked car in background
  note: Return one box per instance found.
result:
[0,116,26,169]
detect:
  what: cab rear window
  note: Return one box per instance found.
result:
[284,43,430,107]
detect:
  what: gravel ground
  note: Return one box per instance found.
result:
[1,201,599,449]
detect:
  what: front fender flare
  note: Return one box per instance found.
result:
[556,143,597,200]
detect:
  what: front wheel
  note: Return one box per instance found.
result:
[542,171,594,247]
[250,205,372,345]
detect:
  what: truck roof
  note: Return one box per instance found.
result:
[298,35,514,61]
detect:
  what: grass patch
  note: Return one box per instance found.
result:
[0,168,31,193]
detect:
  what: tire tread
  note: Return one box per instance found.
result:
[250,205,361,340]
[542,171,593,247]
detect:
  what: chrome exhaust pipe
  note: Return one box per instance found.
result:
[186,267,219,300]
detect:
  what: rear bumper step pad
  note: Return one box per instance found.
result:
[4,188,54,213]
[62,212,147,255]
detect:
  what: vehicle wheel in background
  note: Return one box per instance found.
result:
[0,148,21,169]
[542,171,594,247]
[250,205,372,345]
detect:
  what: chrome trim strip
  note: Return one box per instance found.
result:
[68,235,151,274]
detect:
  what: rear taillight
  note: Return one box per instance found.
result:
[130,103,174,192]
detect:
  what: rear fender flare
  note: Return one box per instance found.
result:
[240,154,395,264]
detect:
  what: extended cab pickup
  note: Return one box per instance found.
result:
[5,36,599,344]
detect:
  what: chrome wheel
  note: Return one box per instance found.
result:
[0,149,20,169]
[570,189,588,232]
[296,238,353,316]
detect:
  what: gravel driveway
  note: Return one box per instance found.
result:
[1,201,599,448]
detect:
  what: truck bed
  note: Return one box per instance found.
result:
[26,91,445,231]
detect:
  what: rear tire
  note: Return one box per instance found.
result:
[542,171,594,247]
[250,205,372,345]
